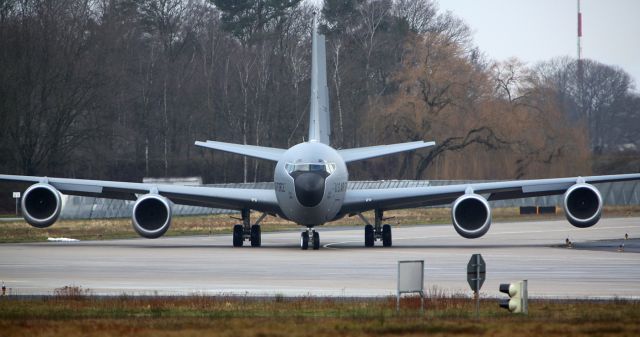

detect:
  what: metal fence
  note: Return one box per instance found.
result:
[59,180,640,220]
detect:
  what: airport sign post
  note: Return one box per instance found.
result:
[467,254,486,317]
[397,260,424,312]
[12,192,20,215]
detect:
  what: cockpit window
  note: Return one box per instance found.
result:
[285,162,336,175]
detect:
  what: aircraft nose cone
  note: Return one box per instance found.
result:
[293,172,326,207]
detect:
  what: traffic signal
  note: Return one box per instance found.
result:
[499,280,528,314]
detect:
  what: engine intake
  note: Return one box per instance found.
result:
[563,183,602,228]
[452,193,492,239]
[132,194,172,239]
[21,183,62,228]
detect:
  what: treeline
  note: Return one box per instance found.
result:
[0,0,638,184]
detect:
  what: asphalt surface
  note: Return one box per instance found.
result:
[0,217,639,299]
[573,238,640,253]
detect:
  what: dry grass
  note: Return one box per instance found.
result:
[1,206,639,243]
[0,290,638,337]
[53,286,93,299]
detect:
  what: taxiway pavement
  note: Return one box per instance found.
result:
[1,217,639,298]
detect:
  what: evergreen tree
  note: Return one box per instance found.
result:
[210,0,302,43]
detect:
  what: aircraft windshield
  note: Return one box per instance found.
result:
[285,162,336,175]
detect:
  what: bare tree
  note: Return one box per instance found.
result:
[535,57,634,153]
[0,0,636,186]
[392,0,437,33]
[0,0,102,175]
[491,58,531,104]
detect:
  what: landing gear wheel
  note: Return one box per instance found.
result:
[312,231,320,250]
[233,224,243,247]
[250,224,261,247]
[300,231,309,250]
[364,224,374,247]
[382,224,392,247]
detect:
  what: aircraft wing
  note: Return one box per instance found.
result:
[0,174,281,214]
[195,140,285,162]
[340,173,640,214]
[338,141,435,163]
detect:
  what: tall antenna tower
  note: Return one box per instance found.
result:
[577,0,584,82]
[577,0,589,147]
[577,0,582,61]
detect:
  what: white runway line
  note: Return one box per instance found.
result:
[47,237,80,242]
[1,217,639,298]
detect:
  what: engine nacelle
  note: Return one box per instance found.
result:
[563,183,602,228]
[132,194,172,239]
[452,193,492,239]
[21,183,62,228]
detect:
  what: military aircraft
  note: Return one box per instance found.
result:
[2,19,640,250]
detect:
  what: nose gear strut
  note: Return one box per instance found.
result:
[300,227,320,250]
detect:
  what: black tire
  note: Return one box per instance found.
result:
[233,224,243,247]
[382,224,392,247]
[300,231,309,250]
[250,224,261,247]
[312,231,320,250]
[364,224,374,247]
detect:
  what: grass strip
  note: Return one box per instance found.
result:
[0,293,638,336]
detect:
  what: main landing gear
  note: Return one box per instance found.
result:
[300,228,320,250]
[232,209,267,247]
[359,209,392,247]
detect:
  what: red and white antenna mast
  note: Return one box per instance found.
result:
[577,0,584,92]
[577,0,583,61]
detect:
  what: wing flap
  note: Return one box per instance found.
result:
[159,185,279,213]
[521,182,572,194]
[53,182,103,194]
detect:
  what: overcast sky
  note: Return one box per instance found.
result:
[434,0,640,89]
[307,0,640,90]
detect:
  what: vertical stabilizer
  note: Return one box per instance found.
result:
[309,16,331,145]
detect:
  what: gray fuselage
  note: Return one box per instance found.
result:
[274,141,348,226]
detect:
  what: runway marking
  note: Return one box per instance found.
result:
[3,218,638,298]
[323,224,639,249]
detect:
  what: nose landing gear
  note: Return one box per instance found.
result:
[301,228,320,250]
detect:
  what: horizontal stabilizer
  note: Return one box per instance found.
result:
[338,141,435,163]
[195,140,285,162]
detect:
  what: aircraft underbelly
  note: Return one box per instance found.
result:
[275,175,345,226]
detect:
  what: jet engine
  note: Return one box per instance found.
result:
[132,194,172,239]
[451,193,492,239]
[21,183,62,228]
[563,183,602,228]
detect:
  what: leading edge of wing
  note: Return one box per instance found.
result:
[338,141,435,163]
[195,140,285,162]
[0,174,280,214]
[340,173,640,213]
